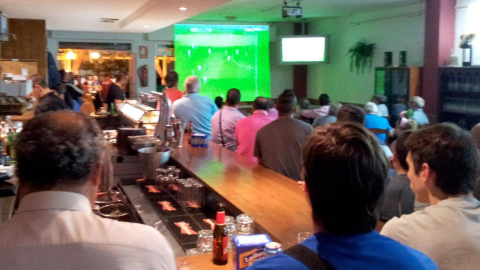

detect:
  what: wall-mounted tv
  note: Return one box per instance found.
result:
[0,12,8,41]
[280,35,329,64]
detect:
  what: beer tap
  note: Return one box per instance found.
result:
[149,91,172,143]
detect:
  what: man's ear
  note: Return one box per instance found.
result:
[90,162,103,187]
[392,150,399,162]
[420,163,434,184]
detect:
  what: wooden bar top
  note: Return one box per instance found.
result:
[170,138,313,249]
[177,253,234,270]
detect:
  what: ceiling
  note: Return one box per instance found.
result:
[0,0,423,33]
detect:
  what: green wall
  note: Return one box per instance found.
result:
[307,3,425,105]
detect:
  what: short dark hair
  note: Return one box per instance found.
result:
[114,73,125,82]
[337,104,365,125]
[394,130,413,171]
[267,99,275,110]
[277,90,297,115]
[253,97,269,111]
[302,122,388,234]
[16,111,105,191]
[30,74,47,88]
[319,94,329,106]
[165,71,179,88]
[214,96,223,109]
[226,88,241,106]
[406,123,477,195]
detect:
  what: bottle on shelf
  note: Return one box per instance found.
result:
[461,36,473,67]
[109,102,116,115]
[213,203,228,265]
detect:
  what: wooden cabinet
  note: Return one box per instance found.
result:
[0,19,46,76]
[374,67,422,124]
[439,67,480,130]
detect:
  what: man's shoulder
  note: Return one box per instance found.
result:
[381,207,433,240]
[247,252,308,270]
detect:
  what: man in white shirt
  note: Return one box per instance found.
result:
[0,111,176,270]
[211,88,245,151]
[381,123,480,269]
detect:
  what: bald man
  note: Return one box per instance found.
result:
[173,76,218,139]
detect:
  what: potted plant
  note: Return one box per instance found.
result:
[347,41,376,74]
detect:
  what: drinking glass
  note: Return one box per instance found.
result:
[236,214,254,235]
[196,229,213,253]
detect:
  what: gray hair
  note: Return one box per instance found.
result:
[16,111,105,190]
[184,76,200,94]
[411,96,425,108]
[364,102,378,114]
[328,101,342,116]
[300,98,311,110]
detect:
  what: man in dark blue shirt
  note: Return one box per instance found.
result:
[30,75,69,115]
[248,122,437,270]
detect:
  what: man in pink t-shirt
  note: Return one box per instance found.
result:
[235,97,274,162]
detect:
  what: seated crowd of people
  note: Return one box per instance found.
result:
[1,71,480,269]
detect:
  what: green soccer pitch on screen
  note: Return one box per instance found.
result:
[174,24,271,101]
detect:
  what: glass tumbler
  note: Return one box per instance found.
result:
[196,229,213,253]
[236,214,254,235]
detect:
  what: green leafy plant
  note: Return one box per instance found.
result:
[347,41,376,74]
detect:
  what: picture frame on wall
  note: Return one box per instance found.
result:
[139,46,148,59]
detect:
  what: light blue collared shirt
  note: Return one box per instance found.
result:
[412,109,429,125]
[173,93,218,139]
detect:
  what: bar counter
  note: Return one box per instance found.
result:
[168,139,312,268]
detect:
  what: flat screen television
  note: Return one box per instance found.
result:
[0,12,8,41]
[280,35,328,64]
[174,24,271,101]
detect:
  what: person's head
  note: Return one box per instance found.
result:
[391,130,413,172]
[299,98,310,110]
[409,96,425,110]
[226,88,241,107]
[16,111,105,201]
[302,122,388,235]
[93,75,99,81]
[328,101,342,116]
[30,74,49,99]
[165,71,179,88]
[471,123,480,149]
[406,123,477,203]
[87,75,93,81]
[214,96,223,109]
[371,95,387,105]
[319,94,330,106]
[64,72,74,83]
[364,102,378,115]
[184,76,200,94]
[337,104,365,125]
[114,73,128,87]
[267,99,275,110]
[277,89,297,116]
[253,97,269,111]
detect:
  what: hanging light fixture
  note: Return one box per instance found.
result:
[90,52,100,59]
[66,51,76,60]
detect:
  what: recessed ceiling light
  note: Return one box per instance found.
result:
[144,25,150,28]
[179,7,187,11]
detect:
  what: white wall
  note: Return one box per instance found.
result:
[455,0,480,65]
[307,3,425,104]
